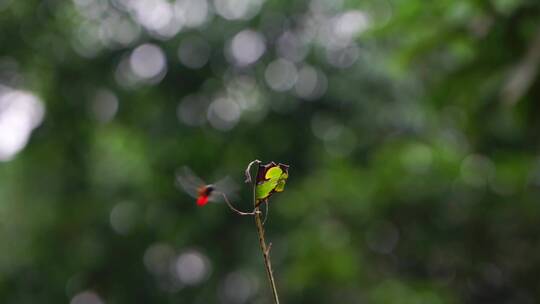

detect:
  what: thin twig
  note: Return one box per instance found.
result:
[246,162,280,304]
[244,159,261,183]
[220,192,258,216]
[254,204,280,304]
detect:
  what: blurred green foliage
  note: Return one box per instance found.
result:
[1,0,540,303]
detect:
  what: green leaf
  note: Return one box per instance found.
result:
[265,166,283,179]
[256,179,279,200]
[275,172,288,192]
[255,165,289,200]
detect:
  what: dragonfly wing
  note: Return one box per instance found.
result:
[209,176,239,203]
[207,191,223,203]
[175,166,206,199]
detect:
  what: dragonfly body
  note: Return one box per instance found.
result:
[196,184,215,206]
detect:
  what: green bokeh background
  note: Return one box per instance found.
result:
[1,0,540,303]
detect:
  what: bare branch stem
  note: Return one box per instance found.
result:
[254,203,280,304]
[244,160,280,303]
[246,160,280,304]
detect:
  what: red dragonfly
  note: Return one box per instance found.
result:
[176,166,238,207]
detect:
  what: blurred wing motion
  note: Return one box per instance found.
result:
[208,176,239,203]
[175,166,206,199]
